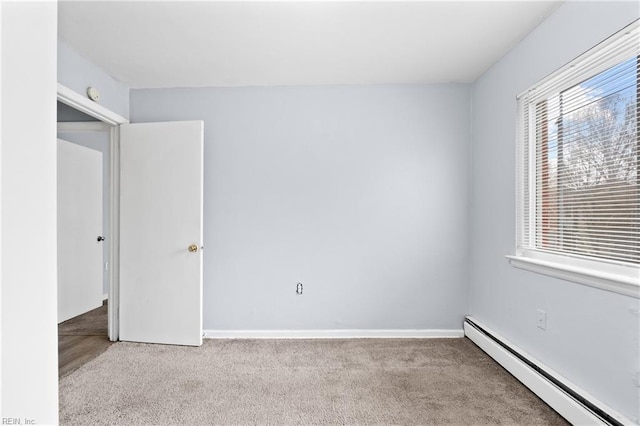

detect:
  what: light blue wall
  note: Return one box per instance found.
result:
[58,40,129,119]
[131,85,472,331]
[57,101,96,122]
[469,1,640,422]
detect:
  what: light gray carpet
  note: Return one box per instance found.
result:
[59,338,568,425]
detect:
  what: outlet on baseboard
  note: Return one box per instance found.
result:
[537,309,547,330]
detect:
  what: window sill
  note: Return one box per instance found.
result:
[506,254,639,299]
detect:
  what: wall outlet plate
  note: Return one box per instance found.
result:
[537,309,547,330]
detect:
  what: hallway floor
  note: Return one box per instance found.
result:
[58,300,112,377]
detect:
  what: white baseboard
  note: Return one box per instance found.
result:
[464,317,633,426]
[204,329,464,339]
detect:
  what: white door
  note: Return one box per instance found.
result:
[57,139,104,323]
[119,121,203,346]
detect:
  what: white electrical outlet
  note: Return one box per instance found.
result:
[537,309,547,330]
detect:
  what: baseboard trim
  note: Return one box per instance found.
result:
[464,316,632,426]
[203,329,464,339]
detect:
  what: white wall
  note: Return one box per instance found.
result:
[131,85,472,332]
[1,1,59,423]
[469,1,640,422]
[58,39,129,119]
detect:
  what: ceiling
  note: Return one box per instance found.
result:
[58,1,563,89]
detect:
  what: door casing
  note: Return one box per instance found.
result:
[57,83,128,341]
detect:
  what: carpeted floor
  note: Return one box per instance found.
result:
[59,338,568,425]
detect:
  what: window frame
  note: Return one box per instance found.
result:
[509,20,640,299]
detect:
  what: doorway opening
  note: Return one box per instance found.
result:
[56,83,204,351]
[56,84,128,375]
[57,104,111,376]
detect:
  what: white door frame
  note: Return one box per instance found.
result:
[57,83,128,341]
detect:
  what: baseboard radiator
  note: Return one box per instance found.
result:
[464,317,633,426]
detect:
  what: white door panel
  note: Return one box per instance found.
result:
[119,121,203,346]
[58,139,103,323]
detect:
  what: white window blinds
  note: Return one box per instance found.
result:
[517,21,639,266]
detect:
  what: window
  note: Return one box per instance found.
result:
[510,21,640,297]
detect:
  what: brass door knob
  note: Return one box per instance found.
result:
[188,244,198,253]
